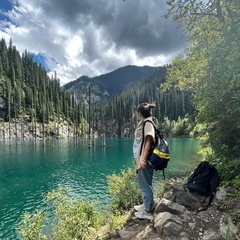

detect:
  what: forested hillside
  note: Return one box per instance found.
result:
[0,38,195,139]
[64,64,195,137]
[62,65,158,102]
[93,66,195,137]
[165,0,240,182]
[0,38,87,139]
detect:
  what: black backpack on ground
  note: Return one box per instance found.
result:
[186,161,220,212]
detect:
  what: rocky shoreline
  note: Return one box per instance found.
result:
[110,179,239,240]
[0,121,75,141]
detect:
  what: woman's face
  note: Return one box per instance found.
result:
[137,111,142,120]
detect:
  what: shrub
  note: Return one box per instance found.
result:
[18,168,144,240]
[17,210,47,240]
[18,186,104,240]
[107,168,142,214]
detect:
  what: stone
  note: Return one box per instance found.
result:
[171,188,202,211]
[188,222,195,230]
[155,198,188,215]
[118,230,138,239]
[154,212,182,235]
[215,187,227,201]
[202,230,220,240]
[107,179,239,240]
[163,221,183,237]
[179,232,190,240]
[220,214,239,237]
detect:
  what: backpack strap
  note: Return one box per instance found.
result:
[162,168,166,180]
[139,122,145,157]
[139,120,166,180]
[197,165,220,213]
[139,120,155,156]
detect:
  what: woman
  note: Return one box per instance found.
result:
[134,102,156,220]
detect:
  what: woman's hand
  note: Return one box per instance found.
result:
[137,159,147,170]
[137,135,153,171]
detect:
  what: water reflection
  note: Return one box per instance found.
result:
[0,137,200,239]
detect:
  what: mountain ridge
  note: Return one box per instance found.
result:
[62,65,159,102]
[31,52,159,93]
[32,52,59,73]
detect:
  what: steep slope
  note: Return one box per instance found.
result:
[62,65,158,102]
[32,53,58,73]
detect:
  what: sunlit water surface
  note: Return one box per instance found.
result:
[0,137,200,239]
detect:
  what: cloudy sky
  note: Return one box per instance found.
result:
[0,0,186,85]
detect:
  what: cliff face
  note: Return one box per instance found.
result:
[0,121,73,141]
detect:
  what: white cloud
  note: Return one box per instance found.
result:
[0,0,186,85]
[66,35,83,58]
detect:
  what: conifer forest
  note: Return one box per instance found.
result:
[0,38,194,140]
[0,0,239,181]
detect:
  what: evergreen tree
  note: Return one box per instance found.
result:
[165,0,240,165]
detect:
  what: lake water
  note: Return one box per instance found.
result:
[0,137,200,239]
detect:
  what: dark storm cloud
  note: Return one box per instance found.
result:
[101,0,185,56]
[34,0,186,57]
[0,0,187,84]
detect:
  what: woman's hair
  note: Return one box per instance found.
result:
[137,102,155,118]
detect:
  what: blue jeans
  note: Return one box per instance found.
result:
[137,164,154,211]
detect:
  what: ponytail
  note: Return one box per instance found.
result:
[137,102,155,118]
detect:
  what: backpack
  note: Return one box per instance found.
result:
[140,120,170,179]
[186,161,220,212]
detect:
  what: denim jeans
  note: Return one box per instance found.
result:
[137,164,154,211]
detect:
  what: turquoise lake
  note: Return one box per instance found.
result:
[0,137,200,239]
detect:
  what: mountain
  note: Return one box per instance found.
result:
[62,65,159,103]
[31,52,159,103]
[32,53,58,73]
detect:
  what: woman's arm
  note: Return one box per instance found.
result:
[137,135,153,170]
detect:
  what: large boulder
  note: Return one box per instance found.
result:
[152,186,239,240]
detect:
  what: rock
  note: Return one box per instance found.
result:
[0,121,74,140]
[215,187,227,201]
[220,214,239,238]
[110,181,239,240]
[118,230,138,239]
[163,221,184,237]
[179,232,190,240]
[171,188,202,211]
[155,198,189,215]
[202,230,220,240]
[154,212,183,235]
